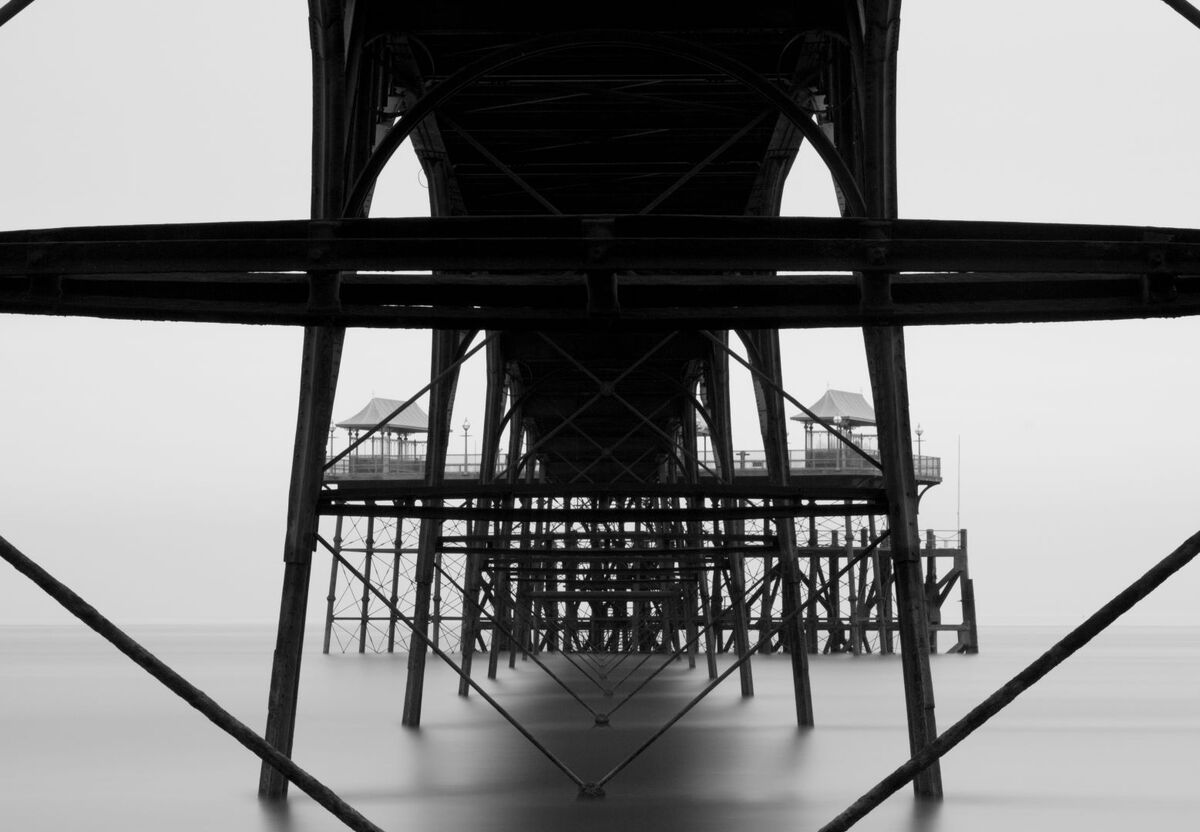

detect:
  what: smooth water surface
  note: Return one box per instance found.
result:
[2,625,1198,831]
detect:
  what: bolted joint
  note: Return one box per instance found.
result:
[582,216,615,265]
[577,782,606,800]
[1144,272,1178,304]
[585,270,620,318]
[25,273,62,302]
[307,270,342,315]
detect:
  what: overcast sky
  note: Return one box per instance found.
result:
[1,1,1198,628]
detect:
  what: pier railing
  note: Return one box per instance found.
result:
[324,450,940,482]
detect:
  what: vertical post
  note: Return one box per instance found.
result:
[725,523,755,696]
[458,340,512,692]
[871,514,894,654]
[259,326,344,799]
[696,553,719,679]
[487,563,507,679]
[806,512,820,654]
[709,562,724,653]
[742,329,812,722]
[924,530,940,655]
[957,529,979,653]
[864,325,942,796]
[387,513,403,653]
[845,513,859,655]
[431,551,444,652]
[846,0,942,797]
[829,530,843,652]
[457,517,486,694]
[402,330,467,727]
[322,515,343,654]
[705,335,753,694]
[358,516,375,653]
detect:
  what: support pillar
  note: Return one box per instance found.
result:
[957,530,979,653]
[259,325,344,799]
[864,326,942,797]
[321,515,343,654]
[402,329,467,727]
[358,516,375,653]
[846,0,942,797]
[742,329,812,723]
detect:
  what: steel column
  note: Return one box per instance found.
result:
[742,329,813,723]
[259,325,344,799]
[402,329,468,726]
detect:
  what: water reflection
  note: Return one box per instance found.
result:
[3,627,1199,832]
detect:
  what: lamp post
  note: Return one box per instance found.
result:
[462,418,471,473]
[915,423,924,456]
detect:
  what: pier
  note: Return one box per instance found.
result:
[3,2,1200,830]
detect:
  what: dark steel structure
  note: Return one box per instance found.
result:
[3,1,1200,826]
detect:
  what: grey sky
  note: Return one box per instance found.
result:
[2,1,1198,627]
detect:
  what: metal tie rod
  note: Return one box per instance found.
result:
[587,585,809,797]
[316,535,588,790]
[0,533,387,832]
[604,568,772,719]
[818,527,1200,832]
[434,560,603,719]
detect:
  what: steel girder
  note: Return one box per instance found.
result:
[3,216,1196,328]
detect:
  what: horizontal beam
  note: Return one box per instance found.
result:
[319,500,888,523]
[5,216,1197,275]
[506,566,707,574]
[7,272,1195,329]
[450,546,776,557]
[527,591,677,600]
[329,480,880,500]
[440,532,776,542]
[1,216,1197,329]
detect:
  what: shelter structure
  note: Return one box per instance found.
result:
[3,1,1200,829]
[327,397,428,479]
[321,384,976,660]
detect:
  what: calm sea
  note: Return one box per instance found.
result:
[2,624,1198,831]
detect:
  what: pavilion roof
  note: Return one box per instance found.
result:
[791,389,876,427]
[336,397,428,434]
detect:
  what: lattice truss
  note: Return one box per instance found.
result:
[460,496,716,659]
[320,511,469,654]
[320,500,975,658]
[736,508,976,656]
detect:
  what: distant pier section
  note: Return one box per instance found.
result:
[325,389,941,485]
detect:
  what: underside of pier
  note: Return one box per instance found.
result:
[4,0,1200,826]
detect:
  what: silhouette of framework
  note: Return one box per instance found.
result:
[3,0,1199,821]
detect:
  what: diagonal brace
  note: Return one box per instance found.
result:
[0,533,386,832]
[316,535,587,789]
[819,527,1200,831]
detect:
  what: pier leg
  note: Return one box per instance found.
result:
[322,515,343,654]
[260,324,344,799]
[865,325,943,798]
[743,329,812,722]
[957,530,979,653]
[358,516,375,653]
[387,515,404,653]
[402,330,466,727]
[727,542,755,697]
[457,519,485,694]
